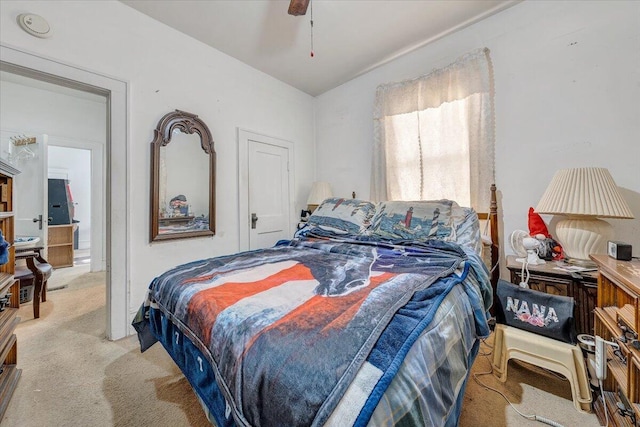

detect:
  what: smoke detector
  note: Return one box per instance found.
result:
[17,13,52,39]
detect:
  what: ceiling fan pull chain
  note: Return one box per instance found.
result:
[310,0,314,57]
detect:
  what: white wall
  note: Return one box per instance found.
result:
[315,0,640,261]
[0,80,106,154]
[0,0,316,319]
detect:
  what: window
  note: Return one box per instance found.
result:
[371,48,495,211]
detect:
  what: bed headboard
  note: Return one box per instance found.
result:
[477,184,499,313]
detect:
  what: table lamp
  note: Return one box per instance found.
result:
[535,167,634,266]
[307,181,332,212]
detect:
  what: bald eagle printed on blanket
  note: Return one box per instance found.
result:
[144,238,473,427]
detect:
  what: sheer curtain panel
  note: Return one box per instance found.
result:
[371,48,495,211]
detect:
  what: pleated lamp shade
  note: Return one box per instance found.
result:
[536,167,634,264]
[536,168,633,218]
[307,181,332,212]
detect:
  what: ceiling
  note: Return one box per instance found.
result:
[121,0,519,96]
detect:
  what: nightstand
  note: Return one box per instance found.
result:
[506,255,598,336]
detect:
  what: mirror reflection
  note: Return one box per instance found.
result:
[158,130,210,234]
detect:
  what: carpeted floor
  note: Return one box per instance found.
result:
[460,340,600,427]
[3,268,602,426]
[4,269,211,427]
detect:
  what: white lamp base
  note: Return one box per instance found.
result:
[555,217,613,265]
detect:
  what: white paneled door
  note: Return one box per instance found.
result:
[13,133,49,250]
[248,139,291,250]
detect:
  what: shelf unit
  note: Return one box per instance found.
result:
[47,224,74,268]
[0,160,21,421]
[592,254,640,426]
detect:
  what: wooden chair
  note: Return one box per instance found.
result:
[15,246,52,319]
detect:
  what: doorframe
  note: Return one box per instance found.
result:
[238,128,295,252]
[0,44,130,340]
[46,136,105,273]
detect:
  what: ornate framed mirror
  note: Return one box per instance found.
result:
[150,110,216,242]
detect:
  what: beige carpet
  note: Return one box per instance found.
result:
[3,270,602,426]
[460,340,600,427]
[4,270,210,427]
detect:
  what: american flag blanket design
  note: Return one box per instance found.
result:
[134,237,491,427]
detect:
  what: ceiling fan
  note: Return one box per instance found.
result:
[288,0,310,16]
[289,0,315,57]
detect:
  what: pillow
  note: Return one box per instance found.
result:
[368,200,455,241]
[302,198,377,236]
[449,206,482,254]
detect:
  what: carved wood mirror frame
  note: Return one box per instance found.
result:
[150,109,216,242]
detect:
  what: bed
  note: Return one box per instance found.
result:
[133,186,500,427]
[158,215,210,235]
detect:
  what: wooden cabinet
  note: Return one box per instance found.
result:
[47,224,74,268]
[592,255,640,426]
[506,255,598,336]
[0,161,21,421]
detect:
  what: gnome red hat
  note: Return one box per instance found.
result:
[528,207,551,238]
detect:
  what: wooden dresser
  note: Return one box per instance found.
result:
[592,254,640,426]
[0,161,21,421]
[507,255,598,336]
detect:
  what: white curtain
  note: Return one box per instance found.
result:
[371,48,495,211]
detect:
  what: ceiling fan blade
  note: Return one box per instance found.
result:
[288,0,310,16]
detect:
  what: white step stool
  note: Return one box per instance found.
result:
[492,323,592,413]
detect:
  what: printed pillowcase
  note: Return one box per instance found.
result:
[303,198,377,236]
[449,206,482,254]
[369,200,455,241]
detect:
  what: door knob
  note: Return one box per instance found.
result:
[251,213,258,229]
[32,214,44,230]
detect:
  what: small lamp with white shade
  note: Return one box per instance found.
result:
[307,181,332,212]
[535,167,634,266]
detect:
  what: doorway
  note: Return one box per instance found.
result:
[47,139,105,272]
[48,145,97,268]
[0,44,129,340]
